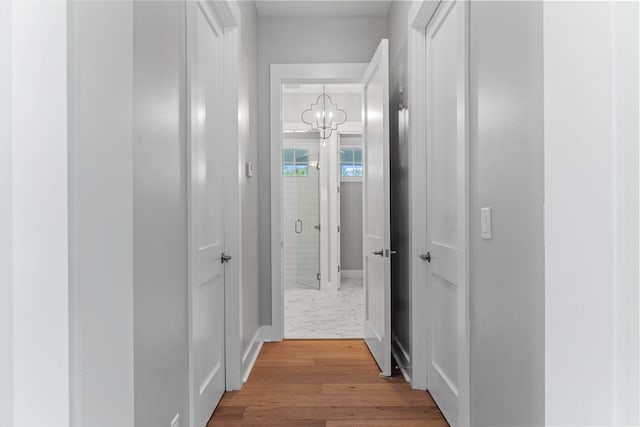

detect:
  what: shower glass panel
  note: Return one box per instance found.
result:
[282,141,320,290]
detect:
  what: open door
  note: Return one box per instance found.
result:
[187,2,227,426]
[362,39,391,376]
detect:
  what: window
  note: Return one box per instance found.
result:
[283,147,309,176]
[340,147,363,177]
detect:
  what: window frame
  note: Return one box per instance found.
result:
[339,145,364,182]
[282,147,310,177]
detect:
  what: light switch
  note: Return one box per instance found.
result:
[246,161,254,177]
[481,207,492,240]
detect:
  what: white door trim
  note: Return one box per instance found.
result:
[408,1,471,425]
[407,0,434,391]
[217,0,243,393]
[185,0,243,412]
[267,63,367,341]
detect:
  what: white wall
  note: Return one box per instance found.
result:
[68,2,135,426]
[132,2,189,426]
[0,0,12,425]
[469,2,545,425]
[238,0,262,380]
[258,14,388,323]
[544,2,639,424]
[11,1,70,425]
[8,2,258,426]
[386,0,413,377]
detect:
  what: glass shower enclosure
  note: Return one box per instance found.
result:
[282,141,320,290]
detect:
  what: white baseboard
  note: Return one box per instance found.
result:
[391,331,412,384]
[341,269,363,279]
[241,326,264,384]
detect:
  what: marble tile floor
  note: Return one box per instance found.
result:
[284,276,364,339]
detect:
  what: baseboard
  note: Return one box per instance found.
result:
[391,331,412,384]
[241,326,264,384]
[341,269,363,279]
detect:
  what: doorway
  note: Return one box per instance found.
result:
[280,83,365,338]
[269,41,393,377]
[267,63,367,342]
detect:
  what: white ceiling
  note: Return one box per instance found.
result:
[254,0,392,17]
[283,83,362,94]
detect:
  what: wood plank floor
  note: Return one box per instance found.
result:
[207,340,448,426]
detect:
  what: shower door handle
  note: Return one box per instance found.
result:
[295,220,302,234]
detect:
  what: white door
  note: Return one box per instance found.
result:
[425,1,469,426]
[362,39,391,376]
[187,3,226,426]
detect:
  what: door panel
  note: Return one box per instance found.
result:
[188,3,225,426]
[426,1,468,426]
[362,39,391,376]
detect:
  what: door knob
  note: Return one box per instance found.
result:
[420,252,431,263]
[220,252,232,264]
[372,250,384,257]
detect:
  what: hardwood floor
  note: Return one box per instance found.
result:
[207,340,448,426]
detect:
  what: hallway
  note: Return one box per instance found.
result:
[3,1,639,426]
[207,340,447,426]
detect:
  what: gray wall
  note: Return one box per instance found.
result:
[68,2,135,426]
[0,0,12,423]
[469,2,545,425]
[258,15,388,324]
[239,0,261,373]
[340,182,363,270]
[133,3,189,426]
[66,2,260,425]
[386,0,413,371]
[386,2,545,424]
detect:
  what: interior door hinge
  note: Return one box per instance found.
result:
[337,186,340,193]
[317,272,321,281]
[337,225,340,233]
[338,265,341,272]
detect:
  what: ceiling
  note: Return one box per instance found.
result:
[254,0,392,17]
[283,83,362,94]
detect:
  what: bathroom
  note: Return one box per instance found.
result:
[281,83,364,338]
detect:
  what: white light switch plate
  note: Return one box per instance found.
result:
[481,207,492,240]
[246,161,254,177]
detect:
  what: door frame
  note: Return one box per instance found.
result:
[267,63,367,341]
[335,130,364,291]
[408,0,471,424]
[185,0,243,414]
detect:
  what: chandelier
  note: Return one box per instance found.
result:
[301,85,347,139]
